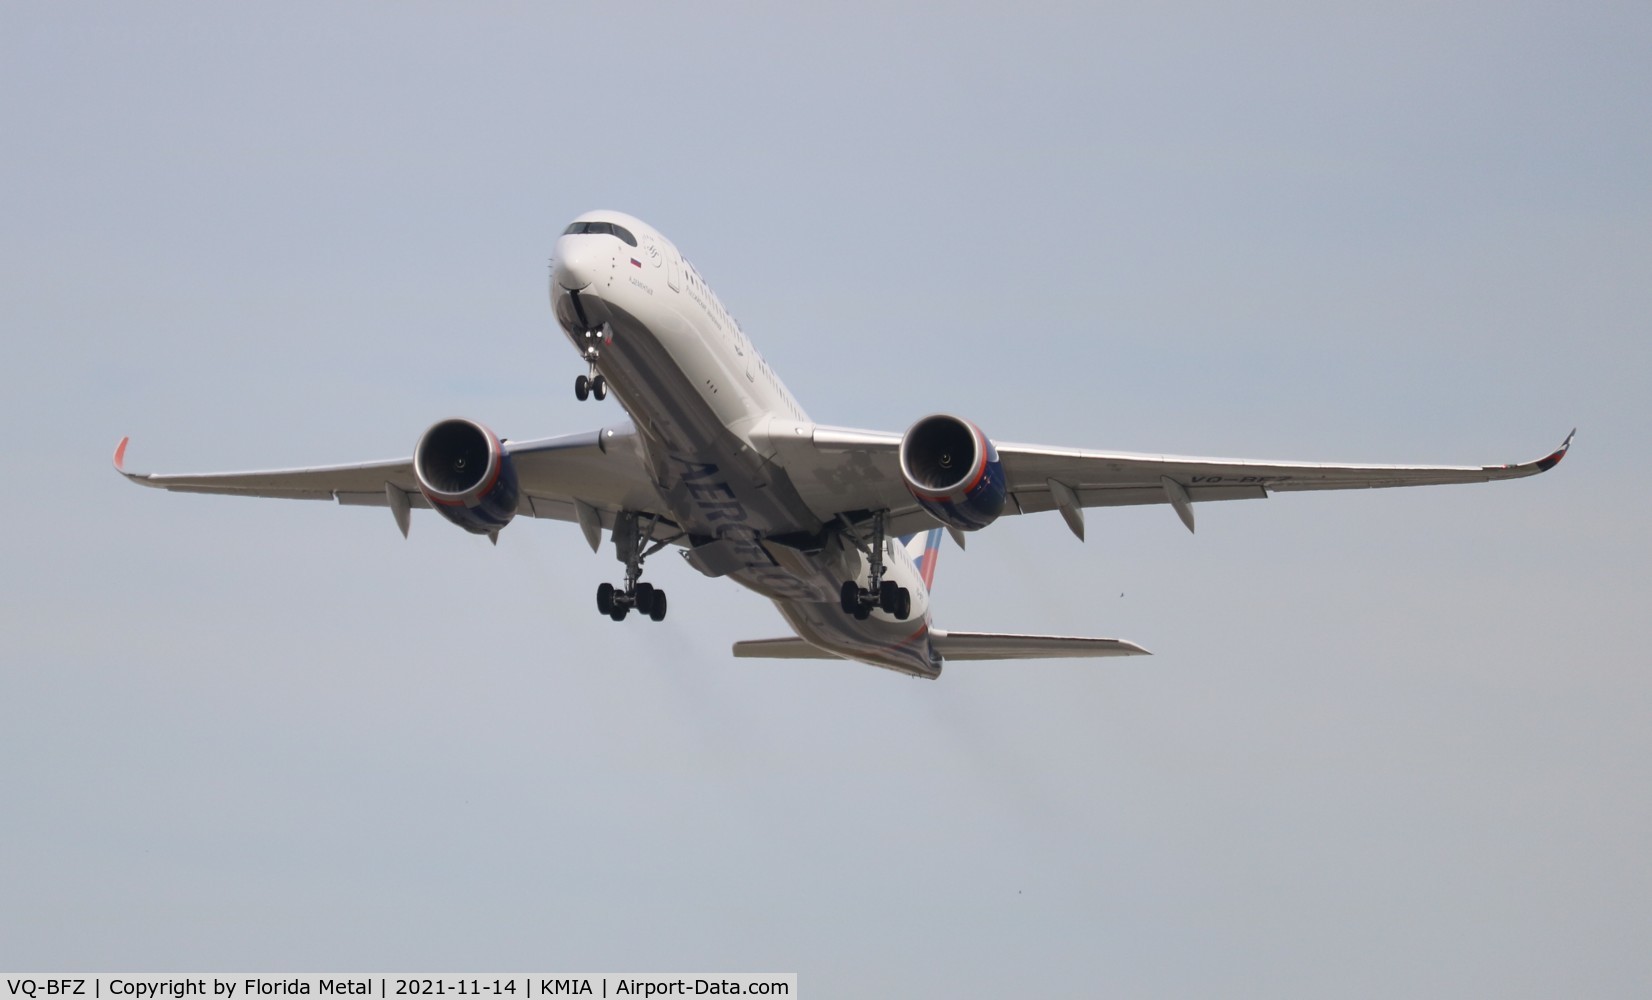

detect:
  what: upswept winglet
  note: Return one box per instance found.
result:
[112,436,163,488]
[111,435,160,487]
[1533,428,1577,473]
[1488,428,1575,478]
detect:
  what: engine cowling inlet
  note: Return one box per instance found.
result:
[413,418,520,536]
[898,413,1006,532]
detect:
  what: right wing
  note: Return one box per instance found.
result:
[113,425,671,544]
[992,430,1575,533]
[788,425,1574,537]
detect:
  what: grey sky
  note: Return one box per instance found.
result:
[3,3,1648,995]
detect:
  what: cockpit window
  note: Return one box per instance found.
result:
[560,220,638,247]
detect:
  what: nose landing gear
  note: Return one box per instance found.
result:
[574,371,606,402]
[573,326,607,402]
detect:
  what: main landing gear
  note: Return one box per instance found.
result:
[596,511,678,623]
[838,511,912,621]
[573,327,607,401]
[597,580,665,622]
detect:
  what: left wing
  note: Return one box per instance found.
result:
[791,426,1574,537]
[113,426,671,544]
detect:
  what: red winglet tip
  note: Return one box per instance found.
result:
[1536,429,1575,472]
[1554,428,1577,460]
[113,436,130,471]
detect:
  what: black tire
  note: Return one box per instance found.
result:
[853,603,871,621]
[634,582,655,615]
[894,588,911,621]
[592,374,608,401]
[575,374,590,401]
[649,590,667,622]
[610,605,628,621]
[840,581,859,615]
[879,580,900,613]
[596,581,614,615]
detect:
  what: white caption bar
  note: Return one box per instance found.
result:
[1,977,796,1000]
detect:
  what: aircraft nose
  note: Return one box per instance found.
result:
[553,237,598,290]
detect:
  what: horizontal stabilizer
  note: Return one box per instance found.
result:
[929,629,1149,660]
[732,630,1150,662]
[732,637,841,660]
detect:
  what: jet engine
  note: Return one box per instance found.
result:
[413,418,521,536]
[898,413,1006,532]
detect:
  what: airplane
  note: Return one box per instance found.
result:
[114,210,1574,679]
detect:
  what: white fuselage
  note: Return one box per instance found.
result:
[550,211,937,677]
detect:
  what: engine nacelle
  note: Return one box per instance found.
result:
[898,413,1006,532]
[413,418,520,536]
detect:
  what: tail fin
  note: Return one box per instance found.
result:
[902,527,945,591]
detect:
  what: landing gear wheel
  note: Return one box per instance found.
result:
[597,510,680,626]
[893,588,911,621]
[592,374,607,401]
[838,510,897,619]
[575,374,590,401]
